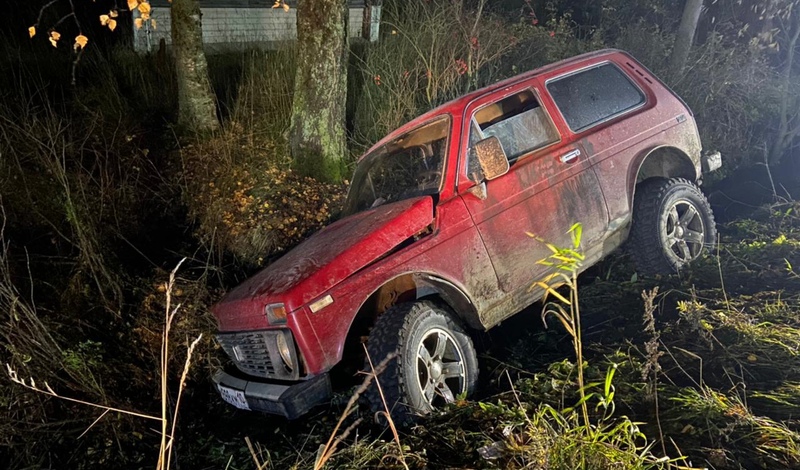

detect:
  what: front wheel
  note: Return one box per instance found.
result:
[365,300,478,426]
[629,177,717,275]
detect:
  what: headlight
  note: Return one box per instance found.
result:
[276,332,294,371]
[265,303,287,325]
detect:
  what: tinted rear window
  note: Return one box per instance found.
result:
[547,63,645,132]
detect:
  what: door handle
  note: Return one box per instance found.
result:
[559,149,581,164]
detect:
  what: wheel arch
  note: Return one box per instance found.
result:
[337,272,481,369]
[629,145,699,208]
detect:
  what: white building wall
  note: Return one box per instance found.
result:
[134,7,364,52]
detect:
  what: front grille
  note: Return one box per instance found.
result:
[216,330,298,380]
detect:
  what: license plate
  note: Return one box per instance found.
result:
[217,384,250,410]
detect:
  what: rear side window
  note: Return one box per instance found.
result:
[547,63,645,132]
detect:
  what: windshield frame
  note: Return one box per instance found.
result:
[342,115,452,216]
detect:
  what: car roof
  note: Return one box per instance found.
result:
[363,48,628,156]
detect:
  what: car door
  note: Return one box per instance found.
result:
[458,80,609,304]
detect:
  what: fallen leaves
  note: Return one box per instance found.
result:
[187,142,346,263]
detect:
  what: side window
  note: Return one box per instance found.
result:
[468,89,559,173]
[547,63,645,132]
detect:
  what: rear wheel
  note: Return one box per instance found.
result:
[365,300,478,426]
[630,177,717,275]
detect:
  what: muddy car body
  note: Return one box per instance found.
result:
[212,49,722,420]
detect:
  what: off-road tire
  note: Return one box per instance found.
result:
[364,300,478,426]
[630,177,717,275]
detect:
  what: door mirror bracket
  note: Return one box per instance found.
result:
[468,181,487,200]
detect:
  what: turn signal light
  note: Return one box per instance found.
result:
[265,303,287,325]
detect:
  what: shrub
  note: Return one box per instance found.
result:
[352,0,554,145]
[228,47,296,141]
[605,22,783,175]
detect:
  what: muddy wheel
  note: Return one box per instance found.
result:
[630,177,717,275]
[365,300,478,426]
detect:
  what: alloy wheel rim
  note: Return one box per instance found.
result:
[415,328,466,407]
[665,199,705,262]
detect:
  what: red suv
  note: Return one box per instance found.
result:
[211,49,722,421]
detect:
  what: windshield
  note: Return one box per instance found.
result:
[342,117,451,216]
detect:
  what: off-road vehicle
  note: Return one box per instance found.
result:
[211,49,722,421]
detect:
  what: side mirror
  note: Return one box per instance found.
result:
[470,136,509,181]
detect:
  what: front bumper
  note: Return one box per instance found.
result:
[213,369,331,419]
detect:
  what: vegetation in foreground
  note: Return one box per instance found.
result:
[235,198,800,470]
[71,195,797,470]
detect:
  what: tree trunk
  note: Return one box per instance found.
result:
[290,0,348,182]
[769,15,800,164]
[171,0,219,133]
[760,0,779,39]
[669,0,704,73]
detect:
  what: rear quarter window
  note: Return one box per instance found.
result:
[547,63,645,132]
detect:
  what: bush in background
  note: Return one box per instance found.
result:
[182,131,346,265]
[615,23,781,176]
[352,0,564,145]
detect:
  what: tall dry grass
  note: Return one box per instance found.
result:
[5,259,203,470]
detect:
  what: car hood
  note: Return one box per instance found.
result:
[213,196,434,331]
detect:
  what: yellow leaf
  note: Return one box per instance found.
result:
[49,30,61,48]
[138,2,151,15]
[28,26,36,38]
[74,34,88,51]
[547,286,570,303]
[109,10,119,18]
[151,19,157,29]
[134,18,143,29]
[108,19,117,31]
[99,14,109,26]
[272,0,280,8]
[282,2,290,11]
[127,0,139,10]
